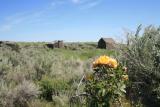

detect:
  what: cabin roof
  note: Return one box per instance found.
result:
[100,38,115,44]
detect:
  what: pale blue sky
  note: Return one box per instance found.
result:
[0,0,160,42]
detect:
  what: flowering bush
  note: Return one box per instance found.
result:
[85,55,128,107]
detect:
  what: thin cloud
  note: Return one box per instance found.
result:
[0,14,26,32]
[0,0,103,32]
[0,13,39,32]
[80,1,101,9]
[80,0,102,10]
[51,0,66,7]
[71,0,80,4]
[0,0,67,33]
[71,0,91,4]
[0,3,55,33]
[71,0,103,9]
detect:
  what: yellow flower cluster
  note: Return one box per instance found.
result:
[93,55,118,69]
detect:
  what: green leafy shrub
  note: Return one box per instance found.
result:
[39,77,55,101]
[39,76,70,101]
[120,25,160,106]
[84,55,128,107]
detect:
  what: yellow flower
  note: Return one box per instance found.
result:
[108,58,118,68]
[122,75,129,81]
[93,55,109,67]
[93,55,118,69]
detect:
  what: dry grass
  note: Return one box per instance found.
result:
[0,42,114,107]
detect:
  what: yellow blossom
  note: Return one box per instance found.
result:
[93,55,118,69]
[108,58,118,68]
[122,75,129,81]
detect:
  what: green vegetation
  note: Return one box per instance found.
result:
[0,25,160,107]
[119,25,160,107]
[0,42,115,107]
[84,56,128,107]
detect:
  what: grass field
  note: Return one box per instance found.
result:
[0,42,118,107]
